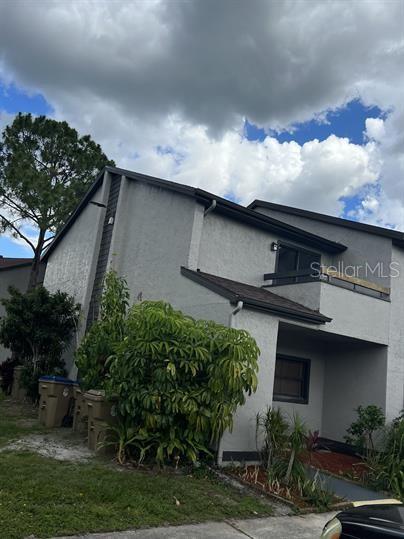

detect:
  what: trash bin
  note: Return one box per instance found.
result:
[38,376,78,428]
[84,390,117,452]
[88,419,113,454]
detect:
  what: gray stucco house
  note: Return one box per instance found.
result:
[43,166,404,463]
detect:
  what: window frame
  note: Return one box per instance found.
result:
[274,241,321,284]
[273,354,311,405]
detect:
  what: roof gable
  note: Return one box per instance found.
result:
[43,166,347,260]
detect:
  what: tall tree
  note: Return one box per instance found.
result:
[0,113,114,288]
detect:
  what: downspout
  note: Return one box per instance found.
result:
[228,300,244,328]
[217,300,244,466]
[204,199,217,216]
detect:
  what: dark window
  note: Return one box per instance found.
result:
[273,355,310,404]
[275,243,321,284]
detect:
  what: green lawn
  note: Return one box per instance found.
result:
[0,397,45,447]
[0,400,273,539]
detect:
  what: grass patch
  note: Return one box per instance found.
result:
[0,399,44,447]
[0,453,273,538]
[0,400,273,538]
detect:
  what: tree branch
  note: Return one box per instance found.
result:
[1,193,39,222]
[42,235,55,245]
[0,213,36,252]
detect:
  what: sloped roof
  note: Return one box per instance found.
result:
[180,267,331,325]
[42,166,347,260]
[0,257,32,271]
[249,199,404,247]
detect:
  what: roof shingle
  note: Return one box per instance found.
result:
[181,267,331,325]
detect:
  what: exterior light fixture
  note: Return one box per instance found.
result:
[271,242,279,252]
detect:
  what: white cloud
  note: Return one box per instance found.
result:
[365,118,386,142]
[0,0,403,229]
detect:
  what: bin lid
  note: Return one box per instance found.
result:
[38,375,78,385]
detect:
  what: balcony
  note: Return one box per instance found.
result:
[263,267,390,344]
[263,267,390,301]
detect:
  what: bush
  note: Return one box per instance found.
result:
[367,411,404,500]
[256,408,333,509]
[256,407,288,471]
[0,357,19,394]
[0,286,80,400]
[106,300,260,465]
[345,405,385,455]
[75,271,129,390]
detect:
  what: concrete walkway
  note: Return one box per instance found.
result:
[55,512,336,539]
[308,469,386,502]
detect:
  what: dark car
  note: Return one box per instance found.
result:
[321,503,404,538]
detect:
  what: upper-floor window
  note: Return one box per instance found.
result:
[275,242,321,284]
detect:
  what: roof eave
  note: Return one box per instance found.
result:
[181,267,331,325]
[250,199,404,243]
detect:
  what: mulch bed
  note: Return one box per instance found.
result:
[227,450,368,510]
[228,465,309,509]
[301,449,368,481]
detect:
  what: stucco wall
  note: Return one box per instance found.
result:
[44,183,108,309]
[43,178,110,374]
[385,245,404,421]
[322,343,388,441]
[275,335,325,434]
[253,206,393,288]
[319,282,390,344]
[271,281,321,311]
[109,180,202,306]
[219,309,279,462]
[198,212,278,286]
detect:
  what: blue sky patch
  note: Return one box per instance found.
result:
[245,99,385,146]
[0,81,53,115]
[0,236,31,257]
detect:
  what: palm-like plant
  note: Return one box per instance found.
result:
[285,413,307,485]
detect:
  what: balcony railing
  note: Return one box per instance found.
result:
[263,268,390,301]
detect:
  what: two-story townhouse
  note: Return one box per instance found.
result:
[42,167,404,464]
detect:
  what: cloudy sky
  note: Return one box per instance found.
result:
[0,0,403,256]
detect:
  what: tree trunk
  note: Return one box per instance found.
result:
[27,228,46,290]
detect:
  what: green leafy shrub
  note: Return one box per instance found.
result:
[345,405,385,455]
[0,286,80,400]
[0,357,19,394]
[256,409,333,509]
[106,300,260,465]
[256,407,288,471]
[367,411,404,500]
[285,413,307,485]
[75,271,129,390]
[300,474,334,511]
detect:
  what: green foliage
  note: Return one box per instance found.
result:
[285,413,307,486]
[75,271,129,390]
[0,357,19,394]
[366,411,404,500]
[0,113,114,287]
[256,407,288,471]
[106,300,259,465]
[300,473,335,511]
[345,405,385,455]
[0,285,80,400]
[256,409,332,508]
